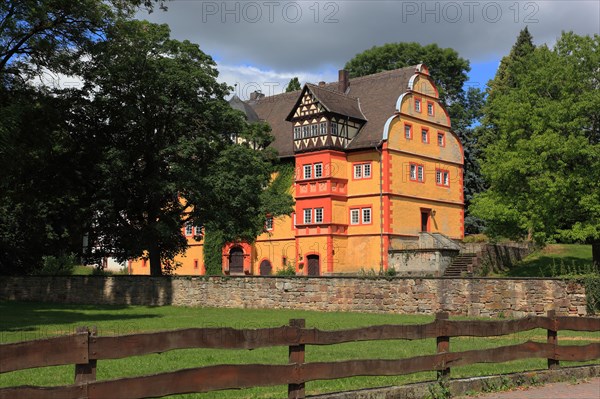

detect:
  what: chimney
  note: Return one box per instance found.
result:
[319,81,326,87]
[338,69,349,93]
[249,90,265,101]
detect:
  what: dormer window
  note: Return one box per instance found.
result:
[331,122,338,136]
[311,124,318,137]
[415,98,422,113]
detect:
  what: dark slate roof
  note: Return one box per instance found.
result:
[229,94,260,122]
[285,84,367,122]
[248,66,417,158]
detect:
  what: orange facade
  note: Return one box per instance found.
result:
[130,64,464,276]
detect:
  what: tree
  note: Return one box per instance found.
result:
[0,0,164,274]
[285,77,301,92]
[75,20,292,276]
[345,42,485,233]
[471,32,600,268]
[478,27,536,150]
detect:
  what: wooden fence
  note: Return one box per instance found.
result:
[1,311,599,399]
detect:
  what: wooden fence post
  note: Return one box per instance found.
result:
[75,326,97,384]
[288,319,306,399]
[436,312,450,379]
[547,310,560,369]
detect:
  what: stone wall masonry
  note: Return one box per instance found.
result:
[0,276,588,317]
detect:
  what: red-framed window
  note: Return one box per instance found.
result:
[436,169,450,187]
[427,101,435,116]
[409,163,425,183]
[421,129,429,144]
[350,206,372,225]
[404,123,412,140]
[265,215,274,231]
[414,97,422,113]
[437,132,446,147]
[353,162,372,180]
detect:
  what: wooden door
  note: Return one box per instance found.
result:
[259,259,272,276]
[307,255,320,276]
[229,247,244,274]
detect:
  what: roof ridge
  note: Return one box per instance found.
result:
[347,65,417,83]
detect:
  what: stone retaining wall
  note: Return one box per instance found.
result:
[0,276,588,317]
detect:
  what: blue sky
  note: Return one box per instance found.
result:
[138,1,599,98]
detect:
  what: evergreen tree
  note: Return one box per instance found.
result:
[285,77,301,92]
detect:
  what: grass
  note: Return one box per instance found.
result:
[1,301,598,399]
[503,244,593,277]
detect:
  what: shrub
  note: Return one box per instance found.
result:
[37,253,77,275]
[276,263,296,276]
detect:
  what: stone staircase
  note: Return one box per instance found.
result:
[443,253,477,277]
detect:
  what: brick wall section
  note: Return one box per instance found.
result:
[0,276,588,317]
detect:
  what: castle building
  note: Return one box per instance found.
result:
[130,64,464,276]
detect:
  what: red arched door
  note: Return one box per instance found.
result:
[307,255,320,276]
[229,247,244,274]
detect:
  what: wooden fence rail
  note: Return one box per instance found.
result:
[1,311,599,399]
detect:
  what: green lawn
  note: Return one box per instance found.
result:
[504,244,594,277]
[0,301,598,399]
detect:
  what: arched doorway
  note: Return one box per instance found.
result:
[229,246,244,274]
[307,254,320,276]
[259,259,272,276]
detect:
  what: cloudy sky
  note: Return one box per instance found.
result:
[137,1,599,99]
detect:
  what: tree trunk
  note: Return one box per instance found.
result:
[149,243,162,276]
[593,240,600,273]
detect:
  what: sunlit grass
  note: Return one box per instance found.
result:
[1,301,598,398]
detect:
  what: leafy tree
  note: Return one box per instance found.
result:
[285,77,301,92]
[75,20,292,276]
[471,32,600,268]
[345,42,485,233]
[0,86,91,274]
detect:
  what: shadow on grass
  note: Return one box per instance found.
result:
[0,301,161,334]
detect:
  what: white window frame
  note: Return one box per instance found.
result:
[417,165,424,182]
[311,124,318,137]
[314,163,323,178]
[363,163,371,178]
[265,216,274,231]
[303,164,312,179]
[302,125,309,138]
[294,127,301,140]
[315,208,323,223]
[422,129,429,143]
[320,122,327,135]
[362,208,372,224]
[436,170,442,185]
[331,122,338,136]
[194,226,203,236]
[443,171,449,186]
[427,102,434,116]
[410,164,417,181]
[405,124,411,139]
[437,132,445,146]
[303,208,312,224]
[415,99,421,112]
[353,164,362,179]
[350,209,360,225]
[185,223,193,236]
